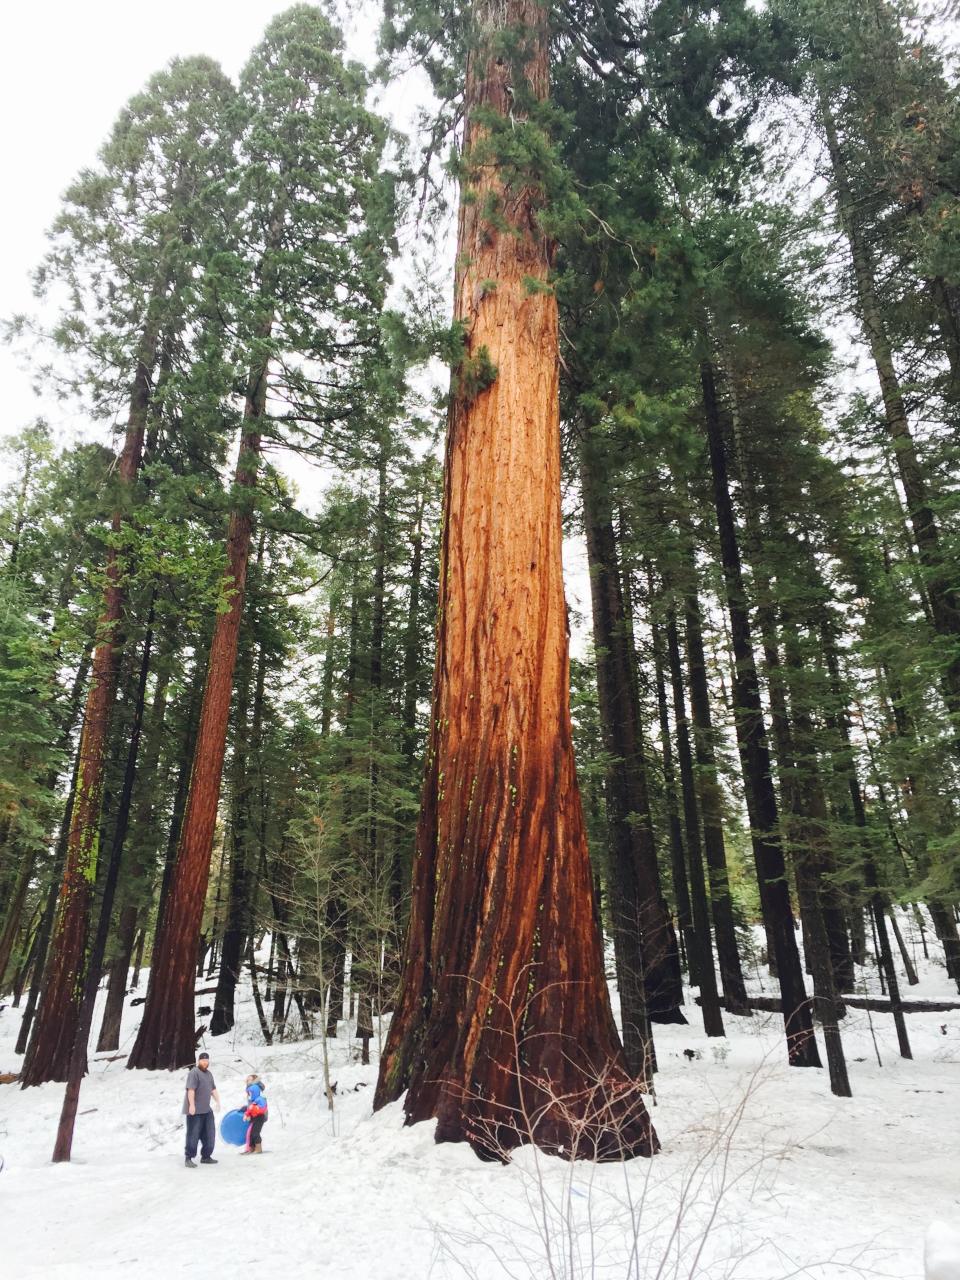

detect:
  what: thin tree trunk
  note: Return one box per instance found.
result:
[374,0,658,1161]
[580,444,684,1035]
[249,936,272,1046]
[324,895,347,1038]
[95,902,138,1054]
[648,575,697,985]
[210,620,259,1036]
[887,906,919,986]
[700,356,819,1067]
[130,927,146,990]
[664,607,724,1037]
[682,575,751,1015]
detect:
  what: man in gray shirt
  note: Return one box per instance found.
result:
[183,1051,221,1168]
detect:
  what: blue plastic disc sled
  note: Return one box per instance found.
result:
[220,1108,248,1147]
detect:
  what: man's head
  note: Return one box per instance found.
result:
[197,1052,210,1071]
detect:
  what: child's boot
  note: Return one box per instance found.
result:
[253,1142,263,1154]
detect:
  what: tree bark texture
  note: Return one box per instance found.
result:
[373,1,658,1161]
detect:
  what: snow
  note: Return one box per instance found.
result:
[926,1222,960,1280]
[2,932,959,1279]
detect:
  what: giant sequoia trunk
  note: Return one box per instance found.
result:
[128,359,269,1071]
[20,323,160,1088]
[373,0,658,1161]
[700,357,820,1068]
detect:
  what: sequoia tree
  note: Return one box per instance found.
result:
[128,6,389,1071]
[374,0,658,1161]
[20,58,237,1086]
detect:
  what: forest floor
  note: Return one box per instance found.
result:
[1,931,958,1279]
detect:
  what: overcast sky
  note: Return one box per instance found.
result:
[0,0,401,470]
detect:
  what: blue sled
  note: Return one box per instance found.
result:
[220,1108,249,1147]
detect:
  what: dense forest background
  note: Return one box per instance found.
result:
[1,0,960,1161]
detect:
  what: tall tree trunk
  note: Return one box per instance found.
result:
[700,356,819,1067]
[664,608,725,1037]
[781,634,851,1097]
[20,319,161,1087]
[97,649,171,1053]
[648,577,696,985]
[53,616,154,1158]
[210,624,257,1036]
[127,219,281,1071]
[682,574,751,1016]
[95,902,138,1054]
[373,1,659,1161]
[579,445,684,1035]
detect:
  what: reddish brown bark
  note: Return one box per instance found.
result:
[127,425,262,1071]
[373,0,658,1161]
[20,345,156,1088]
[127,227,278,1072]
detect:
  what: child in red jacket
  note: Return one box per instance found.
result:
[242,1074,268,1154]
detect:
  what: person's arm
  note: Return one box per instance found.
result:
[187,1088,196,1116]
[211,1088,221,1112]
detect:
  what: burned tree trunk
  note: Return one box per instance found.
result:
[374,0,658,1160]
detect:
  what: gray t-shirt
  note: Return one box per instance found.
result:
[183,1066,216,1115]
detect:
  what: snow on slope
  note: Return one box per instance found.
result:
[1,939,958,1279]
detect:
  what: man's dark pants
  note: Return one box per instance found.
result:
[185,1111,216,1160]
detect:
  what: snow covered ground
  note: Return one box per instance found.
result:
[2,930,959,1279]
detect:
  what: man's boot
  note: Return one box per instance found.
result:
[200,1156,218,1164]
[185,1158,197,1168]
